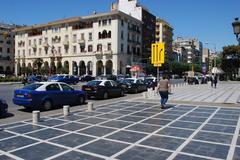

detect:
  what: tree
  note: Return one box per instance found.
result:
[33,58,43,74]
[221,45,240,80]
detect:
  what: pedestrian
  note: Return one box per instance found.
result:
[213,74,218,88]
[156,74,171,109]
[210,74,214,87]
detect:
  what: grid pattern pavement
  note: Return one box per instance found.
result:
[0,101,240,160]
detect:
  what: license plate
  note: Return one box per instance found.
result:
[85,88,91,91]
[16,94,24,98]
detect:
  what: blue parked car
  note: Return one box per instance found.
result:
[13,82,86,110]
[0,98,8,116]
[48,75,79,84]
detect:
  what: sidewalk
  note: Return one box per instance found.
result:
[0,82,21,85]
[148,81,240,105]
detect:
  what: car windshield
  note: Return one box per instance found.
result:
[123,79,135,84]
[23,83,43,90]
[87,81,101,86]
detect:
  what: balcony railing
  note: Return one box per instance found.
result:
[0,56,10,60]
[63,40,69,46]
[78,39,85,45]
[104,50,113,55]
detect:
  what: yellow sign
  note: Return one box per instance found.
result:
[151,43,165,66]
[153,63,162,67]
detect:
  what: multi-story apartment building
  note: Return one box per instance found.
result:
[0,23,16,75]
[173,37,203,64]
[155,18,174,62]
[111,0,156,67]
[14,11,142,76]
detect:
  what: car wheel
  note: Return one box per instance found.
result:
[79,96,85,105]
[103,92,108,99]
[43,100,52,110]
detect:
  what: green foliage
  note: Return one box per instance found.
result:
[0,76,22,82]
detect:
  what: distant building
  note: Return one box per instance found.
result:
[111,0,156,67]
[155,18,174,62]
[202,48,210,63]
[173,37,202,64]
[14,11,142,76]
[0,23,16,75]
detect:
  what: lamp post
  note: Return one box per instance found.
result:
[232,18,240,45]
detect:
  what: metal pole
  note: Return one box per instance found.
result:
[157,67,160,82]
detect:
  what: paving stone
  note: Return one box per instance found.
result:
[193,108,217,113]
[106,130,147,143]
[182,141,229,159]
[0,122,25,129]
[123,107,143,111]
[126,123,161,133]
[55,122,90,131]
[26,128,68,140]
[38,119,67,127]
[156,127,194,138]
[193,131,233,144]
[76,111,102,117]
[52,151,104,160]
[162,110,187,115]
[117,115,146,122]
[78,126,117,137]
[140,135,185,150]
[78,117,108,125]
[111,110,133,115]
[11,143,66,160]
[142,108,163,113]
[78,139,129,157]
[0,130,16,140]
[173,154,209,160]
[179,116,208,123]
[56,115,86,121]
[0,136,37,152]
[100,120,133,129]
[97,113,123,119]
[117,146,172,160]
[142,118,171,126]
[213,114,239,120]
[237,136,240,146]
[95,108,115,113]
[186,112,212,118]
[7,124,43,134]
[0,155,15,160]
[152,114,180,120]
[208,118,238,126]
[233,147,240,160]
[217,109,240,115]
[202,124,236,134]
[170,121,202,129]
[50,133,95,147]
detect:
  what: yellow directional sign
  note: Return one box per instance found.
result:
[151,43,165,66]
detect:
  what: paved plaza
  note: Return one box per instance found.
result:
[151,82,240,104]
[1,100,240,160]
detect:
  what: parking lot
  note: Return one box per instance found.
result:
[1,101,240,160]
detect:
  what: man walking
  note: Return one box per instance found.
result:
[157,75,171,109]
[213,74,218,88]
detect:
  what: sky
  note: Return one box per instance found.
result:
[0,0,239,51]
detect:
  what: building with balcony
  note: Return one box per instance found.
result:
[173,37,203,64]
[0,23,16,75]
[111,0,156,67]
[155,18,174,62]
[14,11,142,76]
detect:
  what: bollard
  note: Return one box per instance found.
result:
[87,102,94,112]
[143,92,148,98]
[63,105,70,116]
[32,111,40,124]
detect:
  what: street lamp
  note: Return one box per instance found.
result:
[232,18,240,45]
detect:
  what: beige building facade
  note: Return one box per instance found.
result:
[14,11,142,76]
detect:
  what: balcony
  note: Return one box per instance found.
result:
[63,40,69,46]
[43,42,49,48]
[0,56,10,61]
[78,39,85,46]
[104,50,113,55]
[31,44,37,49]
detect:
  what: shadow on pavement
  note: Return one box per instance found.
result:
[0,112,14,119]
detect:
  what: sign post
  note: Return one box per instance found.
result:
[151,43,165,82]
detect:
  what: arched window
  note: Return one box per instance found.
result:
[102,30,107,39]
[108,31,111,38]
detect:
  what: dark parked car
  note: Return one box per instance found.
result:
[22,75,45,85]
[13,82,86,110]
[0,98,8,116]
[48,75,79,84]
[119,78,147,93]
[96,75,117,81]
[82,80,124,99]
[144,77,157,89]
[80,75,95,82]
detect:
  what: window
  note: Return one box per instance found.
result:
[73,34,77,43]
[88,45,93,52]
[98,32,102,39]
[39,48,42,55]
[29,40,31,46]
[58,47,61,53]
[121,19,124,26]
[97,44,102,51]
[80,33,84,40]
[109,19,111,25]
[80,46,85,52]
[121,44,124,52]
[29,49,31,55]
[98,20,101,26]
[18,50,20,56]
[121,31,124,40]
[34,39,36,45]
[104,81,112,87]
[73,46,77,53]
[23,50,25,56]
[46,84,61,91]
[107,43,111,51]
[108,31,111,38]
[39,39,42,45]
[45,38,48,43]
[65,48,68,54]
[65,35,69,41]
[61,84,73,91]
[89,33,92,41]
[102,19,107,26]
[102,30,108,38]
[0,47,2,53]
